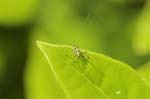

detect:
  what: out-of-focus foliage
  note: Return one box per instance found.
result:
[106,0,143,4]
[0,32,28,99]
[0,0,40,25]
[133,0,150,55]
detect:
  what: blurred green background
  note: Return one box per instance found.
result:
[0,0,149,99]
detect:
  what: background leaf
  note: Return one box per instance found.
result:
[0,0,40,25]
[133,0,150,55]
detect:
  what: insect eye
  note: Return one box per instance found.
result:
[74,48,77,50]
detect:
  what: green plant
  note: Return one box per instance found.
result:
[37,41,149,99]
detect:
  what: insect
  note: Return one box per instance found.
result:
[73,46,89,61]
[66,46,104,85]
[70,46,90,74]
[74,47,82,57]
[65,46,89,70]
[64,45,105,87]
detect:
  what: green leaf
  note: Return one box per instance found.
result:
[137,62,150,98]
[0,0,40,25]
[137,62,150,86]
[37,41,149,99]
[133,1,150,55]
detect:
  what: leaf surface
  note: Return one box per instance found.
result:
[37,41,149,99]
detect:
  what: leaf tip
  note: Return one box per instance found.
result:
[36,40,48,51]
[36,40,42,49]
[36,40,49,48]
